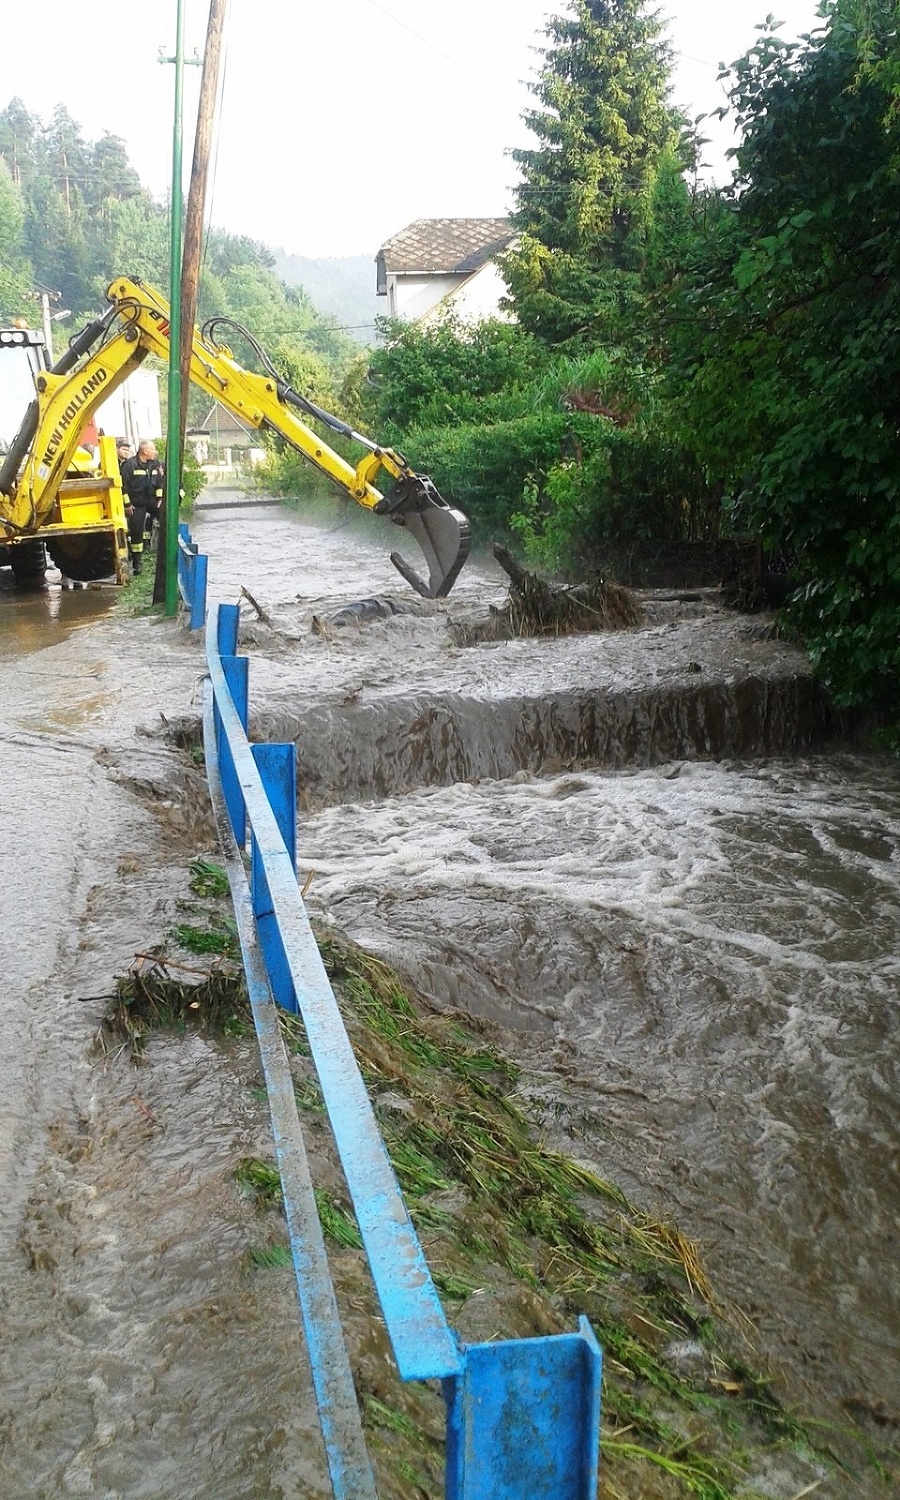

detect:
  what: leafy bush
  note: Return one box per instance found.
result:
[398,398,713,568]
[512,420,716,571]
[363,316,542,439]
[180,447,206,509]
[401,411,588,542]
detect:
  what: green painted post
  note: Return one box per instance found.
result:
[165,0,186,617]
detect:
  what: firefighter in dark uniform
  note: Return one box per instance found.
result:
[120,440,165,574]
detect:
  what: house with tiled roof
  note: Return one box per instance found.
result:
[375,218,516,324]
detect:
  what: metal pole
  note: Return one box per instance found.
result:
[40,294,54,363]
[163,0,186,615]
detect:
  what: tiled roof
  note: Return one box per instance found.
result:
[197,401,255,439]
[377,218,515,275]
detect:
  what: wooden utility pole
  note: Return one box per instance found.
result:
[179,0,228,443]
[155,0,228,609]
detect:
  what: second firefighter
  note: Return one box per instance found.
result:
[120,440,165,575]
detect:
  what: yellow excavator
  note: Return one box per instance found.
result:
[0,277,470,597]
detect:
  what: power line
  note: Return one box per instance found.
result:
[357,0,480,80]
[674,49,722,71]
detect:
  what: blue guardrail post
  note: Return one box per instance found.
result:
[176,521,208,630]
[214,602,248,846]
[445,1318,602,1500]
[251,742,299,1015]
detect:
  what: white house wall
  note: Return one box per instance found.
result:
[386,263,513,326]
[387,273,461,321]
[433,262,513,325]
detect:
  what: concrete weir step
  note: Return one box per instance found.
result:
[194,495,284,510]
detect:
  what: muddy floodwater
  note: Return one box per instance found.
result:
[0,498,897,1498]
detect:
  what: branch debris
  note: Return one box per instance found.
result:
[454,545,642,646]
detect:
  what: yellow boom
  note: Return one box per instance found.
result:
[0,277,470,596]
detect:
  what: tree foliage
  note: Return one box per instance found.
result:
[361,315,543,437]
[503,0,690,348]
[671,0,900,731]
[0,158,30,318]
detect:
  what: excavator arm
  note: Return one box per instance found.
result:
[0,277,470,598]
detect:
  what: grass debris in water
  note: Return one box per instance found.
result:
[452,544,642,646]
[97,954,249,1058]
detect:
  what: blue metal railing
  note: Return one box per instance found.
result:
[203,598,603,1498]
[177,520,208,630]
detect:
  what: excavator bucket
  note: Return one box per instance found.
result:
[379,474,471,599]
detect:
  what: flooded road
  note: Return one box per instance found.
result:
[0,580,125,1237]
[0,562,329,1499]
[0,501,897,1496]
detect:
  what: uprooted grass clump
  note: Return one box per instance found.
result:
[96,956,250,1058]
[239,925,868,1500]
[451,544,643,647]
[187,857,231,899]
[97,858,250,1058]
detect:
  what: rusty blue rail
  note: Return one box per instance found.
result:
[204,597,603,1498]
[176,520,207,630]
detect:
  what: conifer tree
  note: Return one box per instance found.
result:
[0,158,31,319]
[0,99,39,190]
[504,0,687,348]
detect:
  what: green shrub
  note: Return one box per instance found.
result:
[512,421,715,571]
[402,411,588,542]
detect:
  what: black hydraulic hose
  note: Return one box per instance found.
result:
[0,400,38,499]
[200,313,379,452]
[50,306,118,376]
[276,382,361,444]
[0,307,118,498]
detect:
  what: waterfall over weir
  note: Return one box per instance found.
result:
[221,586,837,810]
[256,667,832,810]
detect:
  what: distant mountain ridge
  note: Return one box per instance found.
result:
[273,250,379,344]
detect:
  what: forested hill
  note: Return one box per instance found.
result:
[273,251,377,345]
[0,97,363,399]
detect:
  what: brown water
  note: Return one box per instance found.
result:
[0,504,897,1497]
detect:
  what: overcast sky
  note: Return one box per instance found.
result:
[7,0,823,258]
